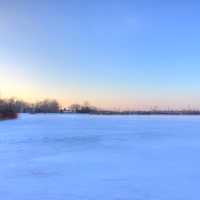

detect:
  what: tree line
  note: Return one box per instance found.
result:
[0,98,60,119]
[1,97,200,120]
[0,98,97,116]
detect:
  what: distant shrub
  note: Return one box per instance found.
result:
[0,112,18,120]
[0,98,18,120]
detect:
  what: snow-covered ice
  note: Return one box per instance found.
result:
[0,114,200,200]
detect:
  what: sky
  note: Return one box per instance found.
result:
[1,0,200,109]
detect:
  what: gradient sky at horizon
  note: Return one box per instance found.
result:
[1,0,200,109]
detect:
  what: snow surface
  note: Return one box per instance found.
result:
[0,114,200,200]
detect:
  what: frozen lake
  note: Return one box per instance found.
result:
[0,114,200,200]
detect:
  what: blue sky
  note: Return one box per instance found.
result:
[1,0,200,109]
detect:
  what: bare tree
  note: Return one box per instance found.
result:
[33,99,60,113]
